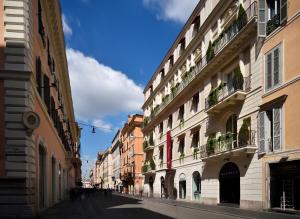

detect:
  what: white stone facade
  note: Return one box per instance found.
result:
[142,0,264,210]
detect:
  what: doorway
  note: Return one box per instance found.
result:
[219,162,240,205]
[149,176,154,197]
[38,145,46,209]
[270,160,300,210]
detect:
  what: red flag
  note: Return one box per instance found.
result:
[167,130,172,169]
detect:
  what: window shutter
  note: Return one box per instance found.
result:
[273,47,280,86]
[280,0,288,24]
[273,107,282,151]
[43,74,51,112]
[266,53,273,89]
[258,0,267,37]
[36,57,42,95]
[258,111,266,153]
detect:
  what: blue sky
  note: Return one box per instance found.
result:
[60,0,199,179]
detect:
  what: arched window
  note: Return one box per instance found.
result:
[192,171,201,200]
[179,173,186,199]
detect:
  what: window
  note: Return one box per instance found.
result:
[191,93,199,113]
[179,38,186,56]
[258,105,282,153]
[43,74,51,112]
[192,16,200,37]
[161,69,165,79]
[159,122,163,134]
[178,137,185,155]
[211,74,218,89]
[258,0,288,37]
[36,57,43,96]
[38,0,45,45]
[168,115,173,129]
[191,132,200,148]
[159,147,163,160]
[178,105,184,122]
[265,44,282,90]
[169,55,174,68]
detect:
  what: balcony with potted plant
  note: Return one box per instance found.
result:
[205,66,251,114]
[200,123,256,161]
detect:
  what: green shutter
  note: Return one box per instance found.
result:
[258,0,267,37]
[266,53,272,89]
[258,112,266,153]
[273,48,280,86]
[273,107,282,151]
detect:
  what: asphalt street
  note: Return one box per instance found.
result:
[40,192,300,219]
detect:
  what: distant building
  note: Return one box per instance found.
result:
[111,130,122,191]
[0,0,81,217]
[120,114,144,195]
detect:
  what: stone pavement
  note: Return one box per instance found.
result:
[39,191,300,219]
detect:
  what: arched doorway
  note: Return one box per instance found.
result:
[219,162,240,205]
[192,171,201,200]
[160,176,165,198]
[179,173,186,199]
[226,114,237,148]
[149,176,154,198]
[38,145,46,209]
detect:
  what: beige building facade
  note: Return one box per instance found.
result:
[0,0,81,217]
[258,0,300,211]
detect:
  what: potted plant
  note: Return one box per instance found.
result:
[206,136,216,155]
[193,147,199,159]
[179,153,185,163]
[143,140,149,151]
[232,66,244,90]
[237,4,247,31]
[238,118,251,147]
[150,158,156,171]
[206,41,215,63]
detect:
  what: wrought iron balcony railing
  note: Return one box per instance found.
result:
[200,130,256,158]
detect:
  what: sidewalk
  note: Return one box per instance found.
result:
[115,192,300,219]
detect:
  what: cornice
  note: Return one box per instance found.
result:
[43,0,78,140]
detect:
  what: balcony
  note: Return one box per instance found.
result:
[200,131,256,161]
[143,138,154,152]
[205,75,251,114]
[143,2,257,131]
[142,159,156,175]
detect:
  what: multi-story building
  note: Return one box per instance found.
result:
[257,0,300,211]
[111,130,122,191]
[142,0,265,210]
[0,0,81,217]
[120,114,144,194]
[102,149,113,189]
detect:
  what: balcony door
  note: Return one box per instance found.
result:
[226,114,237,148]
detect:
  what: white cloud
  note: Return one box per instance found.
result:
[66,48,144,131]
[62,14,73,37]
[143,0,199,23]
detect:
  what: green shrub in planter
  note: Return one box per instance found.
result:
[206,136,216,155]
[208,89,218,107]
[206,41,215,63]
[150,158,156,170]
[142,164,148,173]
[237,4,247,31]
[238,118,251,147]
[233,66,244,90]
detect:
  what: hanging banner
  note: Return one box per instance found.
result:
[167,130,172,169]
